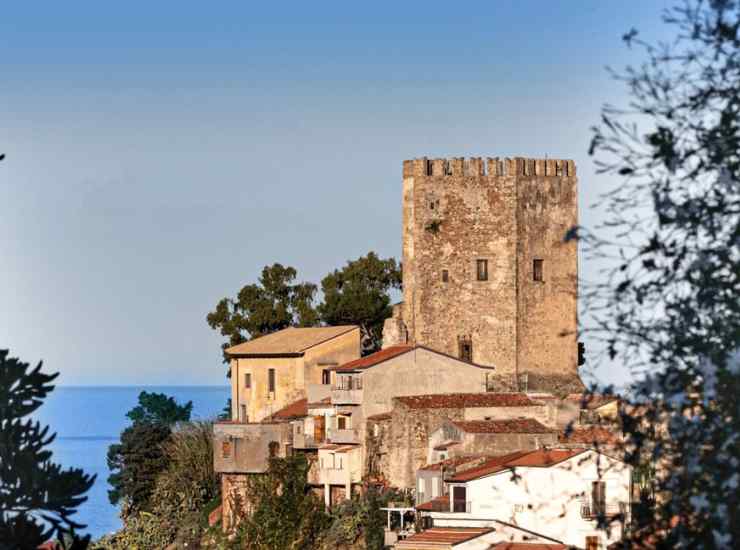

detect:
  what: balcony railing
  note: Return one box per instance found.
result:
[327,428,358,444]
[332,377,363,391]
[581,501,627,519]
[331,379,363,404]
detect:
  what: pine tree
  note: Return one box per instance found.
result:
[0,349,95,549]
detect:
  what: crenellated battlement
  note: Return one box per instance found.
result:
[402,157,576,178]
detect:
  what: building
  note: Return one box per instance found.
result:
[416,448,631,549]
[225,325,360,423]
[383,157,583,394]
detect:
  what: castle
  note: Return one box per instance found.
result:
[212,157,627,549]
[384,157,582,394]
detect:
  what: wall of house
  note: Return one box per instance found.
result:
[453,452,631,548]
[459,431,557,457]
[229,328,359,423]
[392,157,582,394]
[360,348,493,420]
[213,422,292,474]
[416,470,445,504]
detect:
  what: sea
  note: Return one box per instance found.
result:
[33,386,230,541]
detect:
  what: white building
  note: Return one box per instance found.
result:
[416,448,631,550]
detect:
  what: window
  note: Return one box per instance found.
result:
[322,369,331,385]
[452,486,467,512]
[476,259,488,281]
[337,416,347,430]
[268,368,276,393]
[441,269,449,283]
[244,372,251,389]
[592,481,606,515]
[268,441,279,458]
[585,536,600,550]
[221,440,232,459]
[458,336,473,362]
[240,405,247,422]
[533,259,544,282]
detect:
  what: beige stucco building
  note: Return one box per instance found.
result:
[225,325,360,423]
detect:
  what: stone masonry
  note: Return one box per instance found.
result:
[384,157,583,394]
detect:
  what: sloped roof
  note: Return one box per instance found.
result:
[490,544,568,550]
[225,326,358,356]
[448,449,587,482]
[269,398,308,420]
[330,345,413,372]
[558,426,622,445]
[396,393,540,410]
[566,393,619,410]
[420,455,485,471]
[451,419,554,434]
[394,527,492,547]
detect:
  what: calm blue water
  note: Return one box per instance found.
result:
[33,386,229,540]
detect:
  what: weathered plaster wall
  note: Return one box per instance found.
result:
[213,422,292,474]
[230,328,360,422]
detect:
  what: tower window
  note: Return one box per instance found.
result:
[476,259,488,281]
[268,368,276,393]
[441,269,449,283]
[458,336,473,362]
[533,259,544,282]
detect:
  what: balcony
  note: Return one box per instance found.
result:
[327,428,359,444]
[580,501,627,519]
[331,377,363,405]
[293,432,321,449]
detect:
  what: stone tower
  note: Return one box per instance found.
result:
[383,157,583,394]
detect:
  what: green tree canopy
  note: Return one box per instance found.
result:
[126,391,192,425]
[107,391,192,515]
[0,349,94,549]
[206,263,319,362]
[318,252,402,354]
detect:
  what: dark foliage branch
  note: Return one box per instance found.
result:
[0,349,94,549]
[584,1,740,548]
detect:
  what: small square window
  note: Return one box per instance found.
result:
[533,259,544,282]
[441,269,449,283]
[476,259,488,281]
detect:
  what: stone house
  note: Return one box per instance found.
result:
[416,448,631,550]
[366,392,557,489]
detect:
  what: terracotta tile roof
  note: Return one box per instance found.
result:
[330,345,413,372]
[448,448,587,481]
[269,398,308,420]
[451,419,554,434]
[225,325,358,356]
[558,426,622,445]
[420,455,485,471]
[490,544,568,550]
[394,527,492,547]
[307,397,332,408]
[415,494,450,512]
[367,412,392,421]
[447,451,531,481]
[396,393,540,410]
[566,393,619,410]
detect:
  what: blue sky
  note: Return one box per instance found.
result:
[0,1,673,386]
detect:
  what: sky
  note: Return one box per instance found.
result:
[0,1,674,386]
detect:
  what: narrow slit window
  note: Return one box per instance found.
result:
[476,259,488,281]
[533,259,544,282]
[442,269,449,283]
[244,372,251,389]
[268,368,276,393]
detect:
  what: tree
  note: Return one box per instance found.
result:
[318,252,402,354]
[106,391,192,515]
[364,486,385,550]
[236,455,330,550]
[125,391,193,425]
[585,1,740,547]
[207,263,319,364]
[0,349,94,549]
